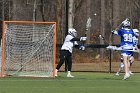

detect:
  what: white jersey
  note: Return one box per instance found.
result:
[133,36,138,45]
[61,35,75,53]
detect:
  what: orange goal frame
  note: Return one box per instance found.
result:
[1,21,56,78]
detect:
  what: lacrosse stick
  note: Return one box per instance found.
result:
[109,18,129,45]
[80,17,91,50]
[99,35,109,44]
[106,45,140,53]
[114,18,129,31]
[98,19,126,46]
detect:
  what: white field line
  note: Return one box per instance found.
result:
[0,79,140,83]
[0,86,136,89]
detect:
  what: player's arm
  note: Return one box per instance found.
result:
[70,37,87,42]
[70,38,80,41]
[112,18,129,35]
[70,37,87,49]
[112,29,122,36]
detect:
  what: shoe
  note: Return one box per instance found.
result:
[129,71,134,75]
[115,72,120,76]
[67,74,74,78]
[122,73,130,80]
[55,69,58,77]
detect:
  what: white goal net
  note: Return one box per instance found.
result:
[1,21,56,77]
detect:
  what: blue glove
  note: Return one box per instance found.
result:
[79,45,85,50]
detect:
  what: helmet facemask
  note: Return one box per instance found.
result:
[123,21,130,28]
[68,28,77,37]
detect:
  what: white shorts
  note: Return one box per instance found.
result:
[121,53,132,57]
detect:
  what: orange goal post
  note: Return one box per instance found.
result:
[0,21,56,78]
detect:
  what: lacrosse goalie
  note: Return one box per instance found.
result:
[55,28,87,77]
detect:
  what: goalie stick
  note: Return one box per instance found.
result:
[80,17,91,50]
[81,34,109,48]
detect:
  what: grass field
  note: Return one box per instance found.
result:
[0,72,140,93]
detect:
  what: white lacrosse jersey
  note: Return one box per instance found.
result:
[61,35,75,53]
[133,36,138,45]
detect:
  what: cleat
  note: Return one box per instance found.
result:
[115,72,120,76]
[67,74,74,78]
[122,73,130,80]
[129,71,134,75]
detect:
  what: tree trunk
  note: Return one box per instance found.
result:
[100,0,105,58]
[68,0,74,28]
[100,0,105,44]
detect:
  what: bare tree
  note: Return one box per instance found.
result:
[69,0,74,28]
[100,0,105,57]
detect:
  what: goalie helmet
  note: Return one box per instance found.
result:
[68,28,77,37]
[133,29,139,37]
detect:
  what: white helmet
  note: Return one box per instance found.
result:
[123,21,130,27]
[133,29,139,36]
[68,28,77,37]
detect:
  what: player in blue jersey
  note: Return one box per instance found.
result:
[112,18,135,80]
[115,29,139,76]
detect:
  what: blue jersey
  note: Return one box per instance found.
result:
[113,28,135,56]
[117,28,135,47]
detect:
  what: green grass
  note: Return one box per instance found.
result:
[0,72,140,93]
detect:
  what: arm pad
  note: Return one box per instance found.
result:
[80,37,87,41]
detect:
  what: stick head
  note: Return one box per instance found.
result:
[99,35,102,38]
[98,35,104,39]
[86,17,92,31]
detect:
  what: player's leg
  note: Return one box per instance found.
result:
[122,53,130,80]
[56,50,66,76]
[66,53,74,78]
[129,56,134,66]
[129,56,134,75]
[65,60,68,72]
[116,57,124,76]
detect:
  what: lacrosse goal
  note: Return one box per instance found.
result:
[0,21,56,78]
